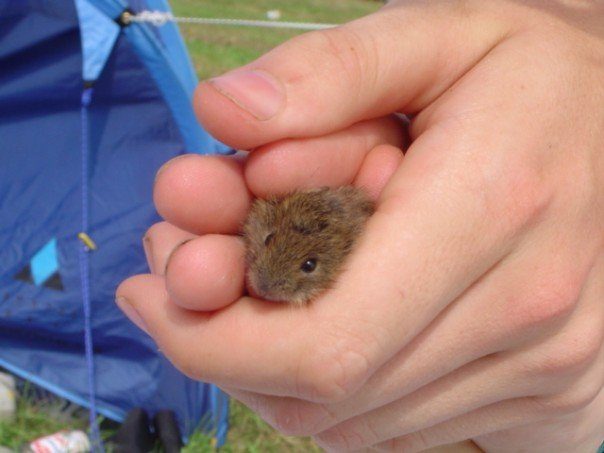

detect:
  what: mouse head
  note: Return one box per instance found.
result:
[243,187,373,305]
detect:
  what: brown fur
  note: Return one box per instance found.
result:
[242,186,374,305]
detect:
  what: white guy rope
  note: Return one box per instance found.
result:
[124,11,337,30]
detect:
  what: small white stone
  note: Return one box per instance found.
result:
[266,10,281,20]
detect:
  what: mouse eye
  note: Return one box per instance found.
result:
[300,258,317,273]
[264,233,275,246]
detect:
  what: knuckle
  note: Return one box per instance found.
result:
[534,325,602,377]
[539,384,602,415]
[363,416,385,448]
[315,425,355,451]
[530,278,580,323]
[271,401,331,436]
[270,402,306,436]
[502,163,553,228]
[374,438,398,452]
[442,147,553,236]
[298,325,373,403]
[509,272,582,330]
[302,342,370,403]
[566,384,603,412]
[387,431,431,453]
[317,417,382,451]
[298,25,376,93]
[483,157,553,232]
[316,421,376,452]
[565,330,602,371]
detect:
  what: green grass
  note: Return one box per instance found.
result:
[0,394,81,450]
[172,0,380,79]
[1,1,381,451]
[183,402,322,453]
[0,384,113,451]
[0,393,320,452]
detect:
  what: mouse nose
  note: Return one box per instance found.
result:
[255,271,275,295]
[255,274,286,300]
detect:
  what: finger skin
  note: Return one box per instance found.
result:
[154,120,404,235]
[473,257,604,452]
[117,274,357,401]
[154,154,252,235]
[244,117,405,198]
[151,142,401,314]
[353,144,404,200]
[118,151,517,402]
[218,269,599,441]
[314,305,602,450]
[370,375,604,453]
[121,119,531,401]
[194,4,510,149]
[473,384,604,453]
[115,148,406,398]
[165,234,246,311]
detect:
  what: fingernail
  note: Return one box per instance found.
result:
[116,296,149,335]
[209,70,284,121]
[164,238,194,276]
[154,154,192,186]
[142,236,155,274]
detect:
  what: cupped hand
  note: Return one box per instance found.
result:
[116,1,604,451]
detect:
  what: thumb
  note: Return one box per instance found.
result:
[194,2,509,149]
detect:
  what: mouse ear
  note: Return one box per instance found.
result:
[319,188,341,213]
[327,197,345,217]
[245,197,277,231]
[332,186,375,217]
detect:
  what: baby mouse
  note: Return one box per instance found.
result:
[243,186,374,305]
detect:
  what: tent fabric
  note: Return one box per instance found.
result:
[132,0,198,91]
[90,0,232,155]
[74,0,120,83]
[0,0,229,442]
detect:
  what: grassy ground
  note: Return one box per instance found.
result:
[172,0,380,79]
[183,402,322,453]
[0,384,114,451]
[0,1,381,452]
[0,384,319,452]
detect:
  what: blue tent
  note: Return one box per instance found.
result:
[0,0,229,445]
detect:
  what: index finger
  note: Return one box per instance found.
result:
[154,154,251,235]
[154,118,404,234]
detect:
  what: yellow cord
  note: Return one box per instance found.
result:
[78,232,97,251]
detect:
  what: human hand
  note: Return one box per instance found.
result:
[116,1,604,451]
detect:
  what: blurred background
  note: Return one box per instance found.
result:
[174,0,381,78]
[0,1,381,452]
